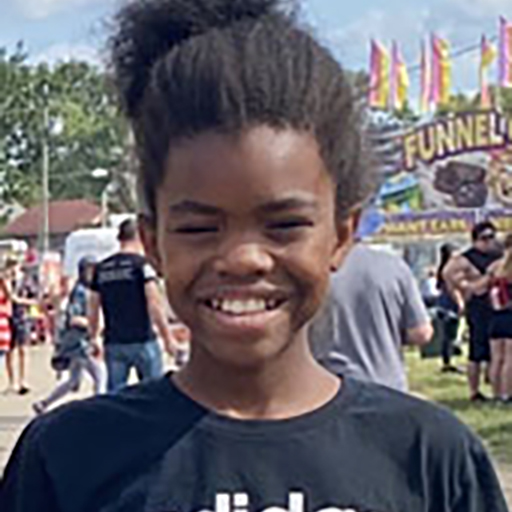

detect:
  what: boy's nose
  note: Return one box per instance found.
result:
[213,243,274,278]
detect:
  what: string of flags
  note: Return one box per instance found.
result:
[368,16,512,112]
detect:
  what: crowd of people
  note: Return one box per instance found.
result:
[435,221,512,404]
[3,220,509,408]
[0,219,191,413]
[0,0,509,510]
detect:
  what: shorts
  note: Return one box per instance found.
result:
[466,304,492,363]
[490,310,512,340]
[9,318,30,349]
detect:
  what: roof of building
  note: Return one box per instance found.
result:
[2,200,102,237]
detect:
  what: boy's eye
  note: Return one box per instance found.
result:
[266,219,313,230]
[174,226,219,234]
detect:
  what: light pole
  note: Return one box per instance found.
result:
[40,84,63,257]
[41,84,50,256]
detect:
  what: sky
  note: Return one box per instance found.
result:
[1,0,512,102]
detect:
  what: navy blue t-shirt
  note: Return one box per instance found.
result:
[0,376,508,512]
[90,252,157,345]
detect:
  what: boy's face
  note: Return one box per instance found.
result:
[142,126,357,368]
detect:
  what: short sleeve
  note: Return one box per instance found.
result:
[0,420,60,512]
[451,435,509,512]
[143,262,157,282]
[399,262,430,331]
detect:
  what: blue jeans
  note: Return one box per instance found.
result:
[104,340,163,393]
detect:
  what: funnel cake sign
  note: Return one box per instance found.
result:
[365,111,512,239]
[403,111,512,170]
[390,111,512,211]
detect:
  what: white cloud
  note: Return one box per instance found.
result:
[324,8,432,74]
[445,0,512,18]
[15,0,103,19]
[30,43,101,66]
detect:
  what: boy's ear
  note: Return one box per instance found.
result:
[138,214,162,276]
[330,208,362,272]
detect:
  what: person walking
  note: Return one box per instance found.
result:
[443,222,502,401]
[487,234,512,404]
[88,219,176,392]
[32,257,106,414]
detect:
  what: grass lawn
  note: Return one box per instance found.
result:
[406,349,512,466]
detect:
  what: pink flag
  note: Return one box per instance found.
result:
[480,35,497,108]
[430,34,451,106]
[499,17,512,87]
[369,40,390,109]
[419,41,430,113]
[390,41,409,110]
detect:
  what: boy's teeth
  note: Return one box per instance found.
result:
[223,299,267,314]
[208,299,278,314]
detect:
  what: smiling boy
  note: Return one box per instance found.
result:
[0,1,508,511]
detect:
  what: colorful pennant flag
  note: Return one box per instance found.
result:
[419,41,430,114]
[499,17,512,87]
[430,34,452,107]
[390,41,410,110]
[480,35,497,108]
[369,40,390,109]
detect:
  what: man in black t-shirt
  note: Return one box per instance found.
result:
[89,219,176,392]
[443,221,502,401]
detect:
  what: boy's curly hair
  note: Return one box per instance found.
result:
[109,0,375,217]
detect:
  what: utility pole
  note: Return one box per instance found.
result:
[41,83,50,256]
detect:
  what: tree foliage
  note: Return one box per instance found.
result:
[0,45,132,211]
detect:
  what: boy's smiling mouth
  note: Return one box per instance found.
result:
[196,288,290,332]
[204,298,284,316]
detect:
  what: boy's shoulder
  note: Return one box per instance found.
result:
[343,378,480,453]
[30,375,204,464]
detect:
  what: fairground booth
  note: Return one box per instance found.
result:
[362,111,512,280]
[364,21,512,278]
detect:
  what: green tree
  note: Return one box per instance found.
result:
[435,92,480,117]
[0,46,131,209]
[495,87,512,117]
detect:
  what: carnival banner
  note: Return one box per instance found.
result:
[369,111,512,227]
[374,111,512,213]
[499,17,512,87]
[419,41,430,114]
[480,35,497,108]
[369,40,390,109]
[391,41,409,110]
[375,210,476,238]
[371,209,512,239]
[430,34,452,107]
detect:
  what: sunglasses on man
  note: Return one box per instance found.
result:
[479,232,496,241]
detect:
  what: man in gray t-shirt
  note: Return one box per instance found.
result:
[310,244,433,392]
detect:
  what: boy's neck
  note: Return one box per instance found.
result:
[172,340,341,421]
